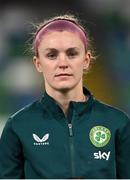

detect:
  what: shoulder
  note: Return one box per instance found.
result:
[93,98,130,125]
[6,99,43,127]
[0,98,46,141]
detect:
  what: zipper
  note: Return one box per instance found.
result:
[68,123,73,136]
[68,123,75,178]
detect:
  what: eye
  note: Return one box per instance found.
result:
[46,53,57,60]
[66,49,79,59]
[46,50,58,60]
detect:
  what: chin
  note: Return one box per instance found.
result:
[54,84,76,93]
[58,87,71,93]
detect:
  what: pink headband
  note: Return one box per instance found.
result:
[33,19,88,54]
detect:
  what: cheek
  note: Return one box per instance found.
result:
[74,60,84,71]
[41,61,56,78]
[72,60,85,79]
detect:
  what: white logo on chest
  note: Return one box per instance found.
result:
[94,151,111,161]
[33,133,49,145]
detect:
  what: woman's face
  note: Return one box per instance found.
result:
[33,31,90,92]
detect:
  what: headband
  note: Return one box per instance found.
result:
[33,19,88,54]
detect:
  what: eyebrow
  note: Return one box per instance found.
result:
[45,47,80,52]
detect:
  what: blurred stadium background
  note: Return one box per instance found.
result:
[0,0,130,135]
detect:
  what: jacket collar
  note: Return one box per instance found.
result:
[40,87,94,119]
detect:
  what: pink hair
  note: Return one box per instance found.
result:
[33,19,88,54]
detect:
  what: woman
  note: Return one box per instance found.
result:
[0,14,130,179]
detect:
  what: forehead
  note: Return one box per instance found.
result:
[38,31,85,50]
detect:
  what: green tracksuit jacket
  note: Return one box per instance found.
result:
[0,87,130,179]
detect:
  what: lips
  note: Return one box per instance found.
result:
[55,73,73,77]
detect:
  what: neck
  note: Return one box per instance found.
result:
[46,84,86,116]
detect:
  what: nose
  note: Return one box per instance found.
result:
[58,53,69,69]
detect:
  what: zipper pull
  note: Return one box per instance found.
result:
[68,123,73,136]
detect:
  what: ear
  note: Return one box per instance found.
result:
[33,56,43,73]
[83,51,91,70]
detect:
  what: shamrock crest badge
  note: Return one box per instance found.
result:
[89,126,111,147]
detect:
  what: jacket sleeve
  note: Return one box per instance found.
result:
[0,118,25,178]
[116,114,130,179]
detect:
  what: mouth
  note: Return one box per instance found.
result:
[55,73,73,77]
